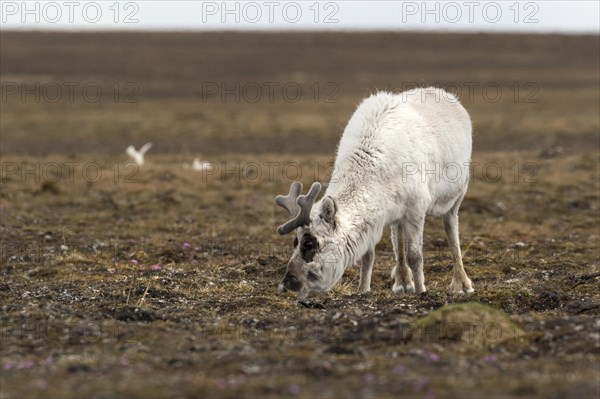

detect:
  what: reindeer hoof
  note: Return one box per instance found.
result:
[393,281,416,294]
[448,279,474,294]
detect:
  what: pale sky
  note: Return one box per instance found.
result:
[1,1,598,33]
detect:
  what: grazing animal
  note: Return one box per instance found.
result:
[126,143,153,166]
[192,158,213,172]
[275,88,474,298]
[183,158,212,171]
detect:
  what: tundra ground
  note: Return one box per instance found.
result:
[1,31,599,398]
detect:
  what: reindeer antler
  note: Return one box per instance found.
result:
[275,181,322,235]
[275,181,302,219]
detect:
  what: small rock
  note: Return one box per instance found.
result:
[539,146,563,159]
[495,201,507,212]
[298,300,325,309]
[241,364,261,375]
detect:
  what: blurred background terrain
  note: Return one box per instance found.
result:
[1,31,598,155]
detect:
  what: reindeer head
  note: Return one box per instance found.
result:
[275,181,344,297]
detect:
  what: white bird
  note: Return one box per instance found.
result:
[184,158,213,171]
[126,143,153,166]
[192,158,213,172]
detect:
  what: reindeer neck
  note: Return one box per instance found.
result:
[332,189,387,269]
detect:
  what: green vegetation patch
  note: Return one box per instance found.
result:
[411,303,524,350]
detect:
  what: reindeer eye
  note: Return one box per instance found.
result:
[293,237,298,248]
[300,234,319,262]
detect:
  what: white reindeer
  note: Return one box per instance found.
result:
[126,142,153,166]
[275,87,474,298]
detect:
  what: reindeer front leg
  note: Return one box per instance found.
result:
[391,224,415,294]
[358,248,375,293]
[403,215,426,294]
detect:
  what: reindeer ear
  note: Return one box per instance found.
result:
[320,196,336,225]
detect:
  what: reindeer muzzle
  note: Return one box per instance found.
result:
[280,274,302,292]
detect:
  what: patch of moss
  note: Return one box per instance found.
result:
[411,302,524,350]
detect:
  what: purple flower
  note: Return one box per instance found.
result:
[32,379,49,390]
[416,349,440,362]
[131,259,139,265]
[413,376,429,392]
[183,242,192,249]
[423,350,439,362]
[228,375,246,388]
[216,379,227,390]
[288,384,301,395]
[16,360,34,369]
[483,354,498,363]
[392,364,405,375]
[363,373,376,384]
[150,264,162,271]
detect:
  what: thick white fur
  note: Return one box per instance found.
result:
[305,87,473,295]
